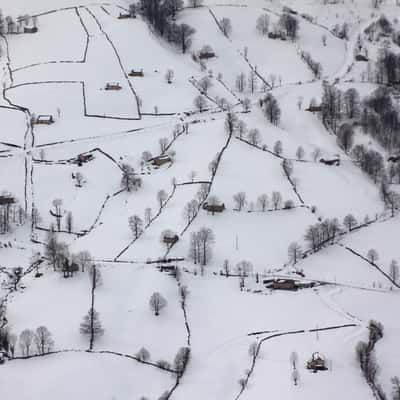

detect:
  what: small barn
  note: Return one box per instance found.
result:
[355,53,369,62]
[150,155,172,167]
[306,105,322,112]
[162,234,179,246]
[0,196,15,206]
[128,69,144,77]
[388,154,400,163]
[105,82,122,90]
[35,115,54,125]
[24,26,38,33]
[272,279,298,291]
[202,202,225,214]
[75,153,94,166]
[307,352,327,371]
[62,259,79,278]
[199,50,216,60]
[118,12,135,19]
[319,158,340,166]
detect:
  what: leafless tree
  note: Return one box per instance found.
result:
[157,190,168,208]
[198,76,212,94]
[34,326,54,355]
[52,199,63,231]
[271,191,282,210]
[136,347,150,361]
[66,211,73,233]
[236,72,246,92]
[296,146,305,160]
[367,248,379,264]
[273,140,283,156]
[343,214,358,231]
[248,342,258,359]
[256,14,270,35]
[220,17,232,36]
[121,163,141,192]
[77,250,91,272]
[144,207,152,226]
[288,242,302,264]
[233,192,247,211]
[257,194,268,211]
[149,292,167,316]
[194,95,208,112]
[129,215,143,239]
[237,120,247,139]
[159,137,169,153]
[248,128,261,146]
[75,172,85,187]
[389,260,399,283]
[174,347,190,376]
[80,308,104,346]
[19,329,34,356]
[165,69,174,84]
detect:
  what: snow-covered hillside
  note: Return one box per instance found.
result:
[0,0,400,399]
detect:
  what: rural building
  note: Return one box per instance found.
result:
[307,352,328,371]
[150,155,172,167]
[158,265,177,273]
[355,53,369,62]
[34,115,54,125]
[388,154,400,163]
[24,26,38,34]
[105,82,122,90]
[62,259,79,278]
[128,69,144,77]
[202,202,225,214]
[118,12,135,19]
[199,50,216,60]
[75,153,94,166]
[0,196,15,206]
[306,105,322,112]
[162,234,179,246]
[319,158,340,166]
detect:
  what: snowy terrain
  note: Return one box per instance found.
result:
[0,0,400,400]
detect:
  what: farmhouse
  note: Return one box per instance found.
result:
[105,82,122,90]
[307,352,328,371]
[75,153,94,166]
[0,196,15,206]
[202,202,225,214]
[150,155,172,167]
[129,69,144,77]
[34,115,54,125]
[355,53,369,62]
[319,158,340,166]
[162,234,179,246]
[306,105,322,112]
[118,12,135,19]
[24,26,38,34]
[199,50,216,60]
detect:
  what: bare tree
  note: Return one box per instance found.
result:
[220,17,232,37]
[159,137,169,153]
[174,347,190,376]
[236,72,246,93]
[121,163,141,192]
[149,292,167,316]
[248,342,258,358]
[66,211,73,233]
[80,308,104,346]
[257,194,268,211]
[52,199,63,231]
[367,248,379,264]
[296,146,305,161]
[233,192,247,211]
[194,95,208,112]
[144,207,152,226]
[34,326,54,355]
[389,260,399,283]
[290,351,298,369]
[136,347,150,361]
[157,190,168,208]
[273,140,283,155]
[288,242,302,264]
[198,76,212,95]
[165,69,174,84]
[77,250,91,272]
[75,172,85,187]
[197,227,215,267]
[129,215,143,239]
[343,214,358,231]
[248,128,261,146]
[256,14,270,35]
[237,120,247,139]
[271,191,282,210]
[179,285,189,305]
[19,329,34,356]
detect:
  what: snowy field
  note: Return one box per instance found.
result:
[1,0,400,399]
